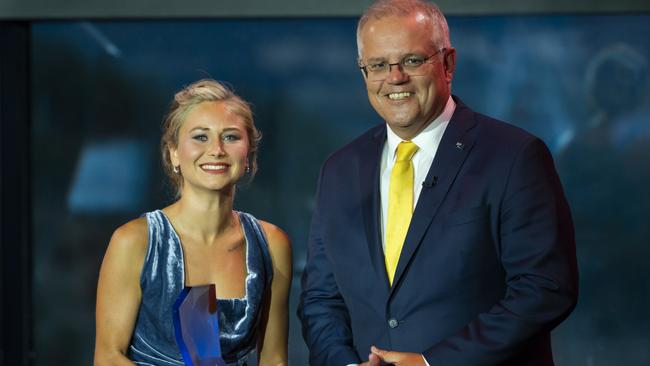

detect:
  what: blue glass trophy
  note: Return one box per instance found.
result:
[172,284,227,366]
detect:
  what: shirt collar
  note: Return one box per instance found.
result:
[386,95,456,161]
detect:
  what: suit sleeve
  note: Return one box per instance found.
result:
[423,137,579,365]
[297,165,361,366]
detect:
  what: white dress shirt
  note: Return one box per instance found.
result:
[346,95,456,366]
[379,95,455,249]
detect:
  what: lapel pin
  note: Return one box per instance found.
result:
[455,142,465,150]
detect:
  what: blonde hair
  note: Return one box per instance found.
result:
[357,0,451,56]
[161,79,261,199]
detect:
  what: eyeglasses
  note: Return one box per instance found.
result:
[359,48,447,81]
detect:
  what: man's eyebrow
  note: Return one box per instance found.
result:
[365,53,424,61]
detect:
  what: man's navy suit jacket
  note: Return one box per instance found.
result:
[298,98,579,366]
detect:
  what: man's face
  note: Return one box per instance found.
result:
[358,13,455,140]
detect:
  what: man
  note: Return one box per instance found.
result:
[298,0,579,365]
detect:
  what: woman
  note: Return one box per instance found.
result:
[94,79,291,366]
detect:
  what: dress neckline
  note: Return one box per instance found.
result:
[157,209,251,302]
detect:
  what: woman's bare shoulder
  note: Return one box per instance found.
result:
[107,216,149,260]
[258,220,292,272]
[258,220,290,249]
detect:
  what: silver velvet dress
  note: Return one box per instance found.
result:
[128,210,273,366]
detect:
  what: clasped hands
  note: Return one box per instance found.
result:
[360,346,426,366]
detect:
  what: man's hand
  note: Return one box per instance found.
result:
[359,350,381,366]
[369,346,426,366]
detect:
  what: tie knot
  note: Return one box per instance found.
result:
[395,141,419,162]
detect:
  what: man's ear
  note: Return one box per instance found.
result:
[358,59,369,81]
[360,68,369,80]
[444,48,457,82]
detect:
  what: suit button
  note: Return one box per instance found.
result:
[388,318,398,328]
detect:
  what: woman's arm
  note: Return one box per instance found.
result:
[258,221,292,366]
[94,218,148,366]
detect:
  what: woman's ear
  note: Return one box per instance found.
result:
[169,146,180,168]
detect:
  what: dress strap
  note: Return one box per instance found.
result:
[238,212,274,288]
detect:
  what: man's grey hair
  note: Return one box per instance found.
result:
[356,0,451,57]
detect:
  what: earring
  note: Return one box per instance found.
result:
[173,166,179,174]
[246,166,251,174]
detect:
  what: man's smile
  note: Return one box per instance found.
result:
[387,92,414,100]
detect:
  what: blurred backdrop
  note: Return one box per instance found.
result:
[2,4,650,366]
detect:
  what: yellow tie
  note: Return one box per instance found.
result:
[385,141,419,285]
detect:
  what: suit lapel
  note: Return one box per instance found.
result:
[358,126,390,291]
[390,99,479,294]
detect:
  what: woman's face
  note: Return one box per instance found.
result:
[170,101,250,194]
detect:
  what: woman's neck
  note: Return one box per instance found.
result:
[165,186,238,244]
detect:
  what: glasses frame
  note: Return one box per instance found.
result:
[359,48,447,80]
